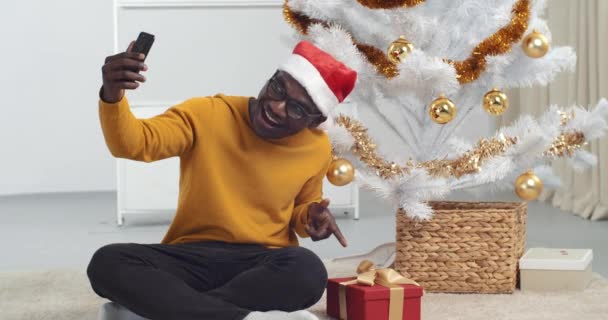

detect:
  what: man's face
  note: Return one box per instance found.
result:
[249,70,326,140]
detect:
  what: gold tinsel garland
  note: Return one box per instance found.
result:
[336,115,411,179]
[283,1,399,78]
[448,0,529,83]
[544,131,586,157]
[335,115,587,180]
[356,0,426,9]
[558,110,575,125]
[419,135,518,178]
[546,110,586,157]
[282,2,326,35]
[283,0,530,84]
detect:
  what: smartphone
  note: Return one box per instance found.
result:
[132,32,155,60]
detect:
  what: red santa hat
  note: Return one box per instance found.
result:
[278,41,357,120]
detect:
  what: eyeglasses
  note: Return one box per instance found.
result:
[265,76,324,122]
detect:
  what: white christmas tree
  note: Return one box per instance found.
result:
[283,0,608,220]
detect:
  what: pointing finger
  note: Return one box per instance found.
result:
[332,224,348,247]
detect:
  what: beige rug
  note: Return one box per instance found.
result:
[1,260,607,320]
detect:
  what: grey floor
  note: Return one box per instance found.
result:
[0,190,606,277]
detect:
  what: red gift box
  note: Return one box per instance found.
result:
[327,277,423,320]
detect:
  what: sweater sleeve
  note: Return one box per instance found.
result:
[290,156,332,238]
[98,94,198,162]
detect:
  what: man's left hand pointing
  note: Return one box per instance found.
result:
[305,198,348,247]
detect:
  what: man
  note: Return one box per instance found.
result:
[87,39,358,320]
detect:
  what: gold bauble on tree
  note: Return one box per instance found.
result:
[429,94,456,124]
[483,88,509,116]
[515,170,543,201]
[521,29,550,58]
[327,158,355,186]
[387,36,414,64]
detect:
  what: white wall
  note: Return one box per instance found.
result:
[0,0,299,196]
[0,0,116,195]
[0,1,494,196]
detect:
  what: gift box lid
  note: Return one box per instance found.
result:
[328,277,423,301]
[519,248,593,271]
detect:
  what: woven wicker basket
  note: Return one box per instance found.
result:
[395,201,527,293]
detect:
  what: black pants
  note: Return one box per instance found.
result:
[86,241,328,320]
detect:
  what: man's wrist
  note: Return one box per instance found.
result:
[99,86,123,104]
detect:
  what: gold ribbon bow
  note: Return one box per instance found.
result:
[338,260,420,320]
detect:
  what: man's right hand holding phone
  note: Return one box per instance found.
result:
[100,41,148,104]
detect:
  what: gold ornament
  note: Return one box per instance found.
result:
[521,29,550,58]
[429,94,456,124]
[327,158,355,186]
[483,88,509,115]
[515,170,543,201]
[387,36,414,64]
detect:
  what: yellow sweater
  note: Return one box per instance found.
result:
[98,94,331,247]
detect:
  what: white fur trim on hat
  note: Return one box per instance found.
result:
[278,54,339,117]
